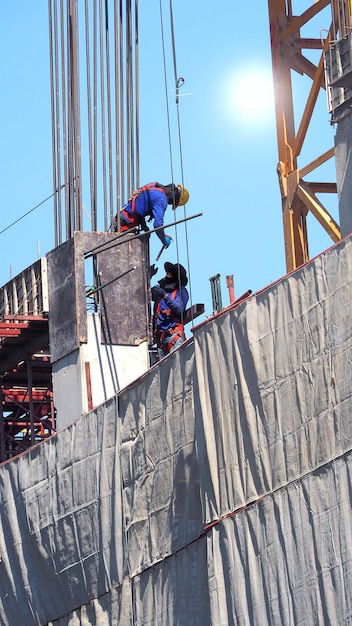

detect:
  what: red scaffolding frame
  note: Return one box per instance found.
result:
[0,316,55,463]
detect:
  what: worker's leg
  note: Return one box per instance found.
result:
[120,208,139,231]
[158,346,169,359]
[169,334,185,353]
[159,331,185,357]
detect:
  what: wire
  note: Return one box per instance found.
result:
[162,0,194,325]
[159,0,174,184]
[0,192,55,236]
[176,84,194,318]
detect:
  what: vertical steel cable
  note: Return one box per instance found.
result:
[169,0,193,311]
[119,0,125,204]
[156,0,192,419]
[126,0,132,195]
[56,0,63,244]
[99,0,108,230]
[85,0,95,230]
[60,0,69,240]
[48,0,140,239]
[114,0,121,226]
[158,0,193,318]
[67,2,74,237]
[48,0,59,246]
[72,0,82,231]
[128,0,137,193]
[159,0,187,323]
[93,0,98,232]
[169,0,178,94]
[104,0,114,230]
[159,0,174,185]
[70,0,76,233]
[135,0,140,189]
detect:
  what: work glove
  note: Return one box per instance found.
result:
[149,264,158,278]
[151,285,166,301]
[164,235,172,248]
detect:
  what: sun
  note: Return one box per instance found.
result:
[223,65,275,127]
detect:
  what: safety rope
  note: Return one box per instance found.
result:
[159,0,194,326]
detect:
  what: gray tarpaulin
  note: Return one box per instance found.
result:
[194,237,352,522]
[1,236,352,624]
[0,398,126,625]
[207,452,352,626]
[118,342,203,578]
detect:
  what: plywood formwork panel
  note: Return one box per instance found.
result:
[47,232,150,364]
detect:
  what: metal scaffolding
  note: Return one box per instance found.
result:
[0,261,54,463]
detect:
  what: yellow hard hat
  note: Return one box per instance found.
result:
[177,184,189,206]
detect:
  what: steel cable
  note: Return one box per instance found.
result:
[135,0,140,189]
[48,0,59,246]
[99,0,108,230]
[114,0,121,226]
[72,0,83,232]
[104,0,114,231]
[159,0,193,322]
[47,1,139,239]
[159,0,174,184]
[85,0,96,230]
[119,0,125,207]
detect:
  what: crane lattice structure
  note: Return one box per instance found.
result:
[268,0,352,272]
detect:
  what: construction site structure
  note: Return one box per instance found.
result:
[0,1,200,450]
[1,0,352,623]
[1,215,352,625]
[268,0,352,270]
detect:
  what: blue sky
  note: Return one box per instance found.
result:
[0,1,338,319]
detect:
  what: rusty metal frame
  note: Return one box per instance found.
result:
[0,358,55,463]
[268,0,341,272]
[0,311,54,464]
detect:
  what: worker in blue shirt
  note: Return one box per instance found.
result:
[151,261,189,358]
[114,182,189,246]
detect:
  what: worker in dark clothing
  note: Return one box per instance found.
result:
[113,182,189,246]
[151,262,189,358]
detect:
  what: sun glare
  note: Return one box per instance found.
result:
[223,66,275,127]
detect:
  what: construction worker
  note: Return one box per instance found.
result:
[113,182,189,246]
[151,262,189,358]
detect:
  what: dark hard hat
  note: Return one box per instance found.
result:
[164,262,188,286]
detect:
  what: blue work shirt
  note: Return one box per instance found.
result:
[123,185,169,245]
[154,286,189,333]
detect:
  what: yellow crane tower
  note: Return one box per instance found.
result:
[268,0,352,272]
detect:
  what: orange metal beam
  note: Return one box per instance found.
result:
[268,0,341,272]
[2,389,52,403]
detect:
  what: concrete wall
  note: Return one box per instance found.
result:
[53,313,149,429]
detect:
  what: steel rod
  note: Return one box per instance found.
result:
[84,211,203,257]
[86,265,136,295]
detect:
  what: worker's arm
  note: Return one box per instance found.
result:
[164,288,189,317]
[152,201,171,246]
